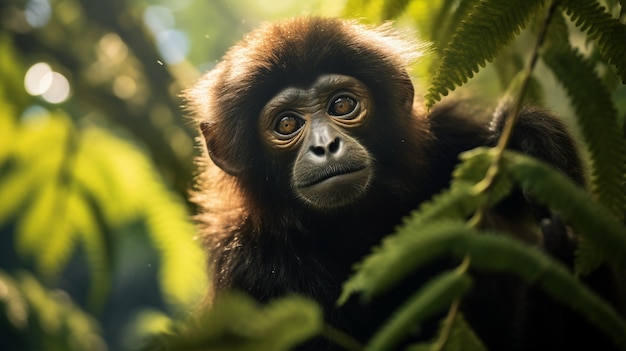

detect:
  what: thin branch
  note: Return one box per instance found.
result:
[430,256,471,351]
[475,0,559,195]
[322,324,364,351]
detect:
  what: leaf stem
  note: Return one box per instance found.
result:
[323,324,364,351]
[430,257,471,351]
[482,0,559,192]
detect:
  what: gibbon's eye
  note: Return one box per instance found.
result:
[275,115,304,136]
[328,95,357,117]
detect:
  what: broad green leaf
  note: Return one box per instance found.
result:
[144,188,207,311]
[0,270,103,351]
[0,96,16,163]
[0,162,47,224]
[78,217,112,310]
[15,181,59,258]
[38,188,95,278]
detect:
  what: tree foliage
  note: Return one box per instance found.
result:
[335,0,626,350]
[0,33,206,349]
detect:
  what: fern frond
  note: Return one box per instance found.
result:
[348,211,626,348]
[426,0,546,108]
[561,0,626,82]
[502,150,626,272]
[339,221,475,304]
[365,271,473,351]
[341,148,515,304]
[142,293,322,351]
[431,0,481,54]
[455,147,514,206]
[542,12,626,222]
[460,234,626,349]
[408,183,480,225]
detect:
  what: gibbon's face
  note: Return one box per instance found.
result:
[259,74,374,210]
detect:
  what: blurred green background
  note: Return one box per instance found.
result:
[0,1,341,350]
[1,0,624,351]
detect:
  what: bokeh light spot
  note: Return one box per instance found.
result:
[113,76,137,99]
[41,72,71,104]
[25,0,51,28]
[156,29,189,65]
[143,6,175,34]
[24,62,53,96]
[24,63,71,103]
[99,33,129,64]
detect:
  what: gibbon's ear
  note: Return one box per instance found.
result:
[199,121,243,176]
[186,72,244,177]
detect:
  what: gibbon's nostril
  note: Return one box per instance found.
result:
[311,145,325,156]
[310,137,341,157]
[328,137,340,154]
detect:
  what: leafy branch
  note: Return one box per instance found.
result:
[340,0,626,350]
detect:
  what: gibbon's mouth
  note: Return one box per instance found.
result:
[298,165,368,188]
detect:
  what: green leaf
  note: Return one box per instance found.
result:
[144,188,207,312]
[455,147,515,207]
[0,34,28,111]
[339,202,478,304]
[73,124,206,310]
[439,313,488,351]
[457,234,626,349]
[74,126,147,225]
[340,147,518,303]
[502,150,626,273]
[365,271,473,351]
[37,188,77,278]
[430,0,481,54]
[0,162,46,225]
[345,204,626,349]
[77,216,112,310]
[561,0,626,82]
[0,270,103,351]
[407,313,488,351]
[0,99,16,164]
[426,0,547,108]
[143,293,323,351]
[542,12,626,223]
[15,181,60,258]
